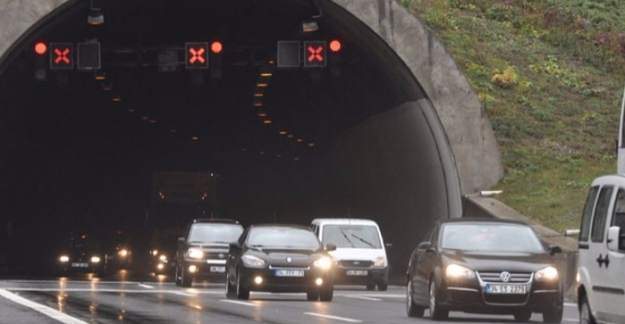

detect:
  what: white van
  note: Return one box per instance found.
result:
[311,218,389,291]
[575,89,625,324]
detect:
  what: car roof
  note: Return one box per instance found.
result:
[437,218,528,226]
[311,218,379,226]
[591,174,625,187]
[250,224,313,231]
[192,218,241,225]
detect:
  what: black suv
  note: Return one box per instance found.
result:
[175,219,244,287]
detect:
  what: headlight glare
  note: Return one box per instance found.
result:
[59,255,70,263]
[445,264,475,279]
[90,256,101,264]
[118,249,129,258]
[241,254,266,268]
[373,256,387,268]
[313,256,333,270]
[535,266,559,281]
[159,254,168,262]
[187,248,204,260]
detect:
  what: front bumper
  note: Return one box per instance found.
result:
[334,267,388,285]
[239,266,334,293]
[183,259,228,280]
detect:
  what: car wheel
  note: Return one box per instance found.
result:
[307,290,320,301]
[377,281,388,291]
[366,282,376,291]
[225,272,236,298]
[180,269,192,288]
[429,279,448,321]
[406,281,425,318]
[236,270,250,300]
[174,266,182,287]
[513,310,532,322]
[579,295,595,324]
[543,306,563,323]
[319,287,333,302]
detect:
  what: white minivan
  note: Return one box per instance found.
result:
[311,218,389,291]
[575,89,625,324]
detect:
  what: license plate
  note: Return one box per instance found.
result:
[346,270,368,276]
[210,266,225,273]
[485,284,527,295]
[274,269,305,277]
[71,262,88,268]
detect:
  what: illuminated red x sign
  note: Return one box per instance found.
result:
[49,42,74,70]
[303,41,327,68]
[185,42,209,69]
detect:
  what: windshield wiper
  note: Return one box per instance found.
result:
[350,233,376,248]
[340,229,355,248]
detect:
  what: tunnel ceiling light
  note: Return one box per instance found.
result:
[254,93,264,97]
[34,42,48,56]
[257,83,268,88]
[279,130,288,135]
[260,72,272,78]
[276,154,282,158]
[192,136,199,141]
[112,96,121,102]
[149,119,157,124]
[297,138,303,143]
[308,142,316,147]
[128,108,135,113]
[294,157,300,161]
[87,8,104,26]
[263,119,272,125]
[254,102,263,107]
[141,116,149,121]
[257,112,267,117]
[210,41,223,54]
[302,20,319,33]
[329,39,342,53]
[287,134,294,139]
[94,71,106,81]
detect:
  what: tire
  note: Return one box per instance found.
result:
[236,270,250,300]
[406,281,425,318]
[225,272,236,298]
[513,310,532,322]
[377,281,388,291]
[175,266,182,287]
[579,295,596,324]
[307,290,320,301]
[180,269,192,288]
[429,279,449,321]
[543,306,563,323]
[319,287,333,302]
[366,282,376,291]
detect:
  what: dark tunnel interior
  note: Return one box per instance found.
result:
[0,0,461,276]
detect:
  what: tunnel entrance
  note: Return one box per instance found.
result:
[0,0,462,275]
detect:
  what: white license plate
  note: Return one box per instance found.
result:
[485,284,527,295]
[274,269,305,277]
[210,266,225,273]
[346,270,368,276]
[71,262,88,268]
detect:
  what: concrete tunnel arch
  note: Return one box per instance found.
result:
[0,0,503,271]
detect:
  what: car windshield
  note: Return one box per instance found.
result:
[441,223,545,253]
[247,227,321,250]
[187,224,243,243]
[322,225,382,249]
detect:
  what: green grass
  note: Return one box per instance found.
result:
[401,0,625,232]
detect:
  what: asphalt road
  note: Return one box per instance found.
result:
[0,274,580,324]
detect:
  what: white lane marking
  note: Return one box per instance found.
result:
[342,295,382,301]
[3,287,222,294]
[304,312,363,323]
[564,302,577,308]
[219,299,257,307]
[0,289,87,324]
[138,283,154,289]
[564,318,579,323]
[351,293,403,298]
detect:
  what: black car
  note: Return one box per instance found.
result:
[175,219,244,287]
[226,225,336,301]
[56,232,109,275]
[406,219,563,323]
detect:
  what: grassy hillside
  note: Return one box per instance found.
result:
[401,0,625,231]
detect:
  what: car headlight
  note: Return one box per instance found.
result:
[90,256,101,264]
[241,254,266,268]
[159,254,168,263]
[535,266,559,282]
[313,256,333,271]
[373,256,387,268]
[118,249,129,258]
[445,264,475,279]
[59,255,70,263]
[151,249,159,256]
[187,248,204,260]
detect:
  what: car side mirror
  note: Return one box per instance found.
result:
[324,243,337,252]
[417,241,432,251]
[385,243,393,249]
[549,245,562,255]
[229,242,241,253]
[178,237,186,245]
[608,226,621,251]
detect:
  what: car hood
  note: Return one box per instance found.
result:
[441,250,554,272]
[329,248,385,261]
[188,242,230,253]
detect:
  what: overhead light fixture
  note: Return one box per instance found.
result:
[308,143,316,147]
[279,130,288,135]
[257,83,268,88]
[263,119,272,125]
[112,96,121,102]
[257,112,267,117]
[254,93,264,97]
[87,8,104,26]
[141,116,149,121]
[287,134,294,139]
[302,20,319,33]
[297,138,303,143]
[128,109,135,113]
[260,72,272,78]
[254,102,263,107]
[94,71,106,80]
[192,136,199,141]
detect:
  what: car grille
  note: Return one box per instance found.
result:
[204,251,228,259]
[338,260,373,268]
[483,294,527,304]
[477,271,532,283]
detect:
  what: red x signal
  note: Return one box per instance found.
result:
[189,47,206,64]
[49,43,74,70]
[54,48,71,64]
[303,41,327,68]
[185,42,209,69]
[307,46,324,62]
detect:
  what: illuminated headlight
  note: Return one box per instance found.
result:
[576,272,581,283]
[59,255,70,263]
[445,264,475,279]
[118,249,129,258]
[241,254,266,268]
[373,256,387,268]
[151,249,159,256]
[157,263,165,271]
[313,256,333,271]
[159,255,168,263]
[187,248,204,260]
[535,266,559,282]
[90,256,101,264]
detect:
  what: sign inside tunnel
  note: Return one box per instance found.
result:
[303,41,327,68]
[49,43,74,70]
[77,42,101,71]
[185,42,209,69]
[277,41,301,68]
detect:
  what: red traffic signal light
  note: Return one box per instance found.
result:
[49,43,74,70]
[34,42,47,56]
[329,39,342,53]
[210,41,223,54]
[303,41,327,68]
[185,42,209,69]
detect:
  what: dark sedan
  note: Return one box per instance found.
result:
[226,225,336,301]
[406,219,563,323]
